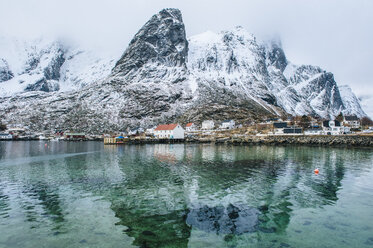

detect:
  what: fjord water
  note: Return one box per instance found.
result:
[0,142,373,248]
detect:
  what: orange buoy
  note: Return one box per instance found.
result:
[314,168,319,174]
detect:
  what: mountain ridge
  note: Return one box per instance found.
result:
[0,8,367,132]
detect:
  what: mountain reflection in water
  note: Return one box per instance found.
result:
[0,142,373,248]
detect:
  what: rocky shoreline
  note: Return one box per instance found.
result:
[224,135,373,147]
[122,135,373,147]
[3,135,373,148]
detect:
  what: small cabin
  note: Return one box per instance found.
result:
[185,123,197,132]
[219,120,235,130]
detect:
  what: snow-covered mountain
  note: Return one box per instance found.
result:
[0,36,117,96]
[0,8,367,132]
[187,28,365,118]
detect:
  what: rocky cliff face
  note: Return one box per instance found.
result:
[187,29,361,119]
[0,8,367,132]
[338,85,366,117]
[112,8,188,77]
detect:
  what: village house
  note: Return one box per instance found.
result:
[154,124,185,139]
[0,133,13,140]
[64,133,86,140]
[343,115,360,129]
[283,127,303,134]
[322,120,350,135]
[304,128,324,135]
[202,120,214,130]
[7,127,27,137]
[219,120,235,130]
[273,122,302,135]
[185,123,197,132]
[273,122,288,134]
[145,126,157,136]
[264,118,281,124]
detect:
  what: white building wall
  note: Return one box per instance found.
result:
[186,124,196,132]
[202,120,214,130]
[154,125,185,139]
[171,125,185,139]
[220,120,235,129]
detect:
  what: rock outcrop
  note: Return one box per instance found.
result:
[0,59,13,82]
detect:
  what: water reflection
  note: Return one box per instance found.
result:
[24,183,65,227]
[0,142,373,248]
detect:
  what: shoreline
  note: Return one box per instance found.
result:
[111,135,373,148]
[2,135,373,148]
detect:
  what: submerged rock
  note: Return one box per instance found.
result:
[186,204,260,234]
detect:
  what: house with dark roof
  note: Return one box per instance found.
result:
[283,127,303,134]
[322,120,350,135]
[273,122,287,129]
[343,115,360,128]
[273,122,289,134]
[154,124,184,139]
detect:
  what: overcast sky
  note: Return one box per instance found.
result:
[1,0,373,116]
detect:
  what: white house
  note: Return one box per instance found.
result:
[0,133,13,140]
[145,126,157,136]
[304,128,324,135]
[343,115,360,129]
[219,120,235,130]
[128,128,142,136]
[322,120,350,135]
[202,120,214,130]
[185,123,197,132]
[154,124,185,139]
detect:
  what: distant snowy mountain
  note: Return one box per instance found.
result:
[338,85,366,117]
[0,36,117,96]
[0,8,367,132]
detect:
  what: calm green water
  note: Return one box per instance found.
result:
[0,142,373,248]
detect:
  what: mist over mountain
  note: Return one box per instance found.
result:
[0,8,367,132]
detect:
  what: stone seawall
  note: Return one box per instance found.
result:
[226,135,373,147]
[101,135,373,147]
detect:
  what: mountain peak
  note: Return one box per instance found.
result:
[112,8,188,77]
[158,8,183,22]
